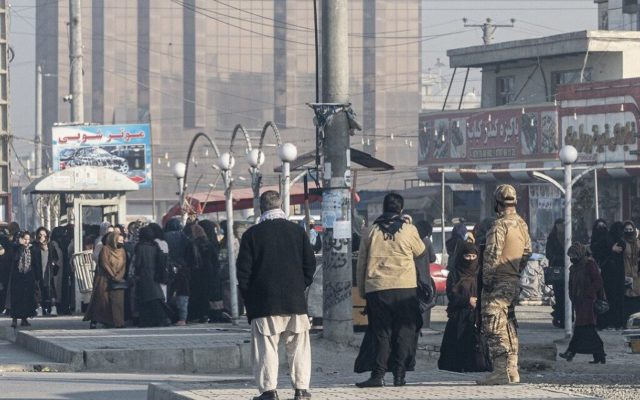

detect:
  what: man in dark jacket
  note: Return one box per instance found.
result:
[236,191,316,400]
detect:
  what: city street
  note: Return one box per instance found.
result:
[0,306,637,399]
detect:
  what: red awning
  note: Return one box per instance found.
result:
[161,183,321,225]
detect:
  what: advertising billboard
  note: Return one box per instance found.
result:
[52,124,152,189]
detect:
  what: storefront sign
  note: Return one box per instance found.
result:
[419,106,558,165]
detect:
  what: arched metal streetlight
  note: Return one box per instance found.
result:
[172,161,187,224]
[223,124,252,324]
[278,143,298,217]
[559,144,578,338]
[249,121,283,217]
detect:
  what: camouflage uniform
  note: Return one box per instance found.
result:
[478,184,531,385]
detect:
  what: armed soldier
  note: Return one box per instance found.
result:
[477,184,531,385]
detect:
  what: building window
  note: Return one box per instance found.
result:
[496,76,515,106]
[623,0,638,14]
[551,69,592,95]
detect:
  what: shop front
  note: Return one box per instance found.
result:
[417,77,640,249]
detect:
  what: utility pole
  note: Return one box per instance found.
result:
[0,3,11,222]
[463,18,515,45]
[35,65,43,230]
[69,0,84,123]
[321,0,353,344]
[35,65,42,177]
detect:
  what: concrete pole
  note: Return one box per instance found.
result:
[69,0,84,123]
[35,65,44,230]
[321,0,353,343]
[282,161,291,218]
[224,170,239,325]
[35,65,42,177]
[564,163,573,338]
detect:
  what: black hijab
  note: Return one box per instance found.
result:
[452,242,479,297]
[590,218,609,264]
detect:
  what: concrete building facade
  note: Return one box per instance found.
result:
[36,0,421,219]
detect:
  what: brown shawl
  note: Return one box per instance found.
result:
[99,232,126,281]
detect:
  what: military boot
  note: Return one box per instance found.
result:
[507,354,520,384]
[476,355,509,385]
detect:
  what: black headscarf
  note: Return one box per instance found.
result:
[138,226,155,243]
[610,221,624,244]
[452,242,479,297]
[590,218,609,264]
[373,212,407,241]
[568,242,590,301]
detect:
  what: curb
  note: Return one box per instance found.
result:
[14,330,252,373]
[14,331,84,370]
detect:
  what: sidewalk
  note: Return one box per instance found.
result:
[147,372,596,400]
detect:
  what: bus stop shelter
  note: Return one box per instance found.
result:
[23,166,139,312]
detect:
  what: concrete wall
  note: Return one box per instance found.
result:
[480,53,624,107]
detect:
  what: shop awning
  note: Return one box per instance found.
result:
[418,162,640,183]
[161,183,322,226]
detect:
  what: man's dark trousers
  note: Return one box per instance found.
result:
[366,288,419,374]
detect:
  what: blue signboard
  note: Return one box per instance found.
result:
[51,124,152,189]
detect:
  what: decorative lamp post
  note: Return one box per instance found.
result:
[217,152,239,324]
[559,144,578,338]
[247,149,266,217]
[278,143,298,218]
[172,162,186,224]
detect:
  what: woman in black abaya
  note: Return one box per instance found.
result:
[599,221,627,329]
[592,220,624,329]
[438,242,490,372]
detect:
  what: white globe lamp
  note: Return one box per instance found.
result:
[559,145,578,165]
[247,149,266,168]
[172,161,186,179]
[278,143,298,163]
[217,152,236,171]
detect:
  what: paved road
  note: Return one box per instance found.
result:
[0,372,248,400]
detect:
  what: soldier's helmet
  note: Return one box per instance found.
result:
[494,184,517,205]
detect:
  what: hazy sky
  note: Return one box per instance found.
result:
[7,0,598,160]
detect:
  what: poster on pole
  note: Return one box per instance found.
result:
[52,124,152,189]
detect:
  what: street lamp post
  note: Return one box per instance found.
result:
[218,152,239,325]
[247,149,265,217]
[559,145,578,338]
[278,143,298,218]
[172,162,186,224]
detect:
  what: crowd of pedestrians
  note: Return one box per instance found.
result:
[545,216,640,332]
[5,184,640,400]
[0,216,238,330]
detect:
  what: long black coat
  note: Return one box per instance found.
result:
[9,245,37,319]
[186,237,218,320]
[438,252,490,372]
[236,219,316,321]
[133,241,165,303]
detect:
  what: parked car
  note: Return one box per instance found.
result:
[64,147,130,174]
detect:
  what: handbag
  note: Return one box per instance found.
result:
[108,280,129,291]
[417,277,436,313]
[543,265,564,285]
[594,299,609,314]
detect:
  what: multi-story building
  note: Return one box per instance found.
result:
[36,0,421,218]
[595,0,640,30]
